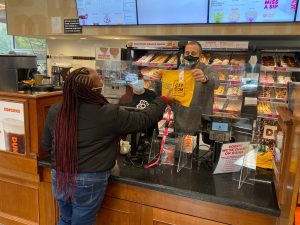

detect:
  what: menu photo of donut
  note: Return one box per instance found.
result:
[109,48,121,60]
[96,47,121,61]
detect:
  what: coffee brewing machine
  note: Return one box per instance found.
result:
[51,65,72,86]
[0,55,37,92]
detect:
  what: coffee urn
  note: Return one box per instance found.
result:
[51,66,72,86]
[0,55,37,92]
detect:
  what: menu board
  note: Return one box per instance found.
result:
[296,1,300,21]
[76,0,137,25]
[209,0,297,23]
[137,0,208,24]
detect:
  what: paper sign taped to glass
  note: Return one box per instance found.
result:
[161,70,195,107]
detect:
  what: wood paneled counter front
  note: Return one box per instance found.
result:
[0,91,62,225]
[38,156,280,225]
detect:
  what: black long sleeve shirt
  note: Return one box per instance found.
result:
[42,98,166,172]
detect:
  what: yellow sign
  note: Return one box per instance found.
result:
[161,70,195,107]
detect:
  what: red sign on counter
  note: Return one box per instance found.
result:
[274,67,287,71]
[148,63,158,67]
[228,81,242,85]
[214,142,250,174]
[259,82,274,87]
[267,114,279,119]
[258,97,271,102]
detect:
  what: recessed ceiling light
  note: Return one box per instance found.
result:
[80,37,87,40]
[113,37,120,40]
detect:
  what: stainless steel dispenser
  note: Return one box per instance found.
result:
[0,55,37,92]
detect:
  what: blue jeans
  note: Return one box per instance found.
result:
[51,169,110,225]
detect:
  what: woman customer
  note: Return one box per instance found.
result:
[42,67,170,225]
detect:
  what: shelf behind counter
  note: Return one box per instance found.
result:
[39,155,280,225]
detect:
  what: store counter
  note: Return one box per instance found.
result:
[38,156,280,225]
[0,91,62,225]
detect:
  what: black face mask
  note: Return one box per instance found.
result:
[183,55,199,67]
[184,55,199,62]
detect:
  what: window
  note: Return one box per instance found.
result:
[0,22,12,54]
[15,36,46,50]
[14,36,47,67]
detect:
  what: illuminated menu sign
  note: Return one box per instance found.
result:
[137,0,208,24]
[296,2,300,21]
[209,0,297,23]
[76,0,137,25]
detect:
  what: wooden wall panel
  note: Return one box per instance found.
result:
[97,196,141,225]
[0,153,38,175]
[0,180,39,224]
[38,182,56,225]
[28,94,62,158]
[280,122,300,225]
[39,168,277,225]
[106,182,277,225]
[141,206,226,225]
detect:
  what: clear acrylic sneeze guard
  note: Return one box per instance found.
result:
[232,144,259,189]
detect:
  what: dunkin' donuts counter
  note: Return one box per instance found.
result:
[0,91,62,225]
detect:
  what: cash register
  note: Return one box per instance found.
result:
[119,106,156,166]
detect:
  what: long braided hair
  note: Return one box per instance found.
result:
[54,67,108,200]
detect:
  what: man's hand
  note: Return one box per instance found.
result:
[152,69,162,80]
[191,69,207,83]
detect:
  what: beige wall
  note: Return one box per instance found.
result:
[5,0,300,37]
[47,39,126,56]
[46,39,127,75]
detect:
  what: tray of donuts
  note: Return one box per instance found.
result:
[277,53,299,68]
[230,53,247,67]
[261,54,276,67]
[257,101,278,118]
[223,99,242,114]
[209,52,231,66]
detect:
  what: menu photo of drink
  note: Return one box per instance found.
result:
[209,0,297,23]
[296,1,300,21]
[0,101,26,155]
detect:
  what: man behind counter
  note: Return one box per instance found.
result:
[154,41,220,133]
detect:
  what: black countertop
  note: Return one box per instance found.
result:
[38,155,280,217]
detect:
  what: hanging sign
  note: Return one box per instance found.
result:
[64,19,82,33]
[127,41,179,49]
